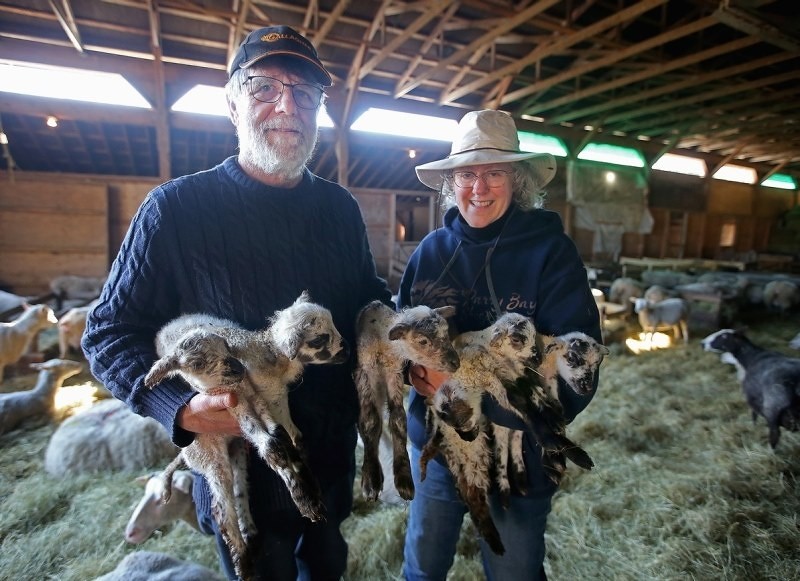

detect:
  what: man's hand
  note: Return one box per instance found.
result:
[408,364,450,398]
[177,392,242,436]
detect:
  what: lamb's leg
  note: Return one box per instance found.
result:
[158,452,187,503]
[234,404,325,522]
[491,424,512,509]
[419,424,444,483]
[229,438,257,542]
[454,473,504,556]
[508,429,528,496]
[354,367,386,501]
[183,439,252,581]
[386,371,414,500]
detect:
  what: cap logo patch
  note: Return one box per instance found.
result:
[261,32,313,51]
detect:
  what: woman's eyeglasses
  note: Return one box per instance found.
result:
[243,76,326,110]
[451,169,512,189]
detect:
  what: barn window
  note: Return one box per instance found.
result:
[719,221,737,247]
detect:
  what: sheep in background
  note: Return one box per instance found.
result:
[701,329,800,449]
[57,299,99,358]
[94,551,225,581]
[125,467,200,544]
[608,277,644,312]
[0,289,30,318]
[44,398,178,476]
[354,301,459,502]
[790,332,800,350]
[763,280,800,313]
[49,274,106,310]
[640,269,695,289]
[643,284,671,303]
[632,297,690,345]
[0,358,83,436]
[0,303,59,381]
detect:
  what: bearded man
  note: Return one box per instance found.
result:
[82,25,392,581]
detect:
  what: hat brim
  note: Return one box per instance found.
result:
[238,52,332,87]
[415,149,557,191]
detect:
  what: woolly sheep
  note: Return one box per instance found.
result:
[57,299,99,358]
[0,303,58,381]
[762,280,800,313]
[702,329,800,449]
[94,551,225,581]
[125,467,200,544]
[354,300,459,502]
[643,284,670,303]
[0,358,83,435]
[0,289,29,318]
[145,291,349,578]
[49,274,106,308]
[632,297,690,344]
[44,398,178,476]
[608,277,644,310]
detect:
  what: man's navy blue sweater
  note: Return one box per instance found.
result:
[82,156,392,516]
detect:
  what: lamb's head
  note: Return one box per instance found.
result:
[700,329,748,361]
[431,377,482,441]
[388,305,460,373]
[486,313,541,377]
[29,358,84,382]
[144,328,246,391]
[269,291,349,364]
[545,332,608,395]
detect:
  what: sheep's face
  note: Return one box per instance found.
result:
[487,313,541,374]
[549,332,608,395]
[388,306,460,373]
[145,329,245,390]
[700,329,741,355]
[271,295,349,364]
[432,379,481,441]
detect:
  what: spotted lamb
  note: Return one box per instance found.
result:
[145,291,348,579]
[354,300,460,502]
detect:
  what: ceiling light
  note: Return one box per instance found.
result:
[712,164,757,184]
[652,153,707,177]
[0,131,7,145]
[46,115,58,128]
[408,149,417,159]
[761,173,796,190]
[577,142,645,168]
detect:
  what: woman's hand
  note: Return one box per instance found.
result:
[177,392,242,436]
[408,364,450,398]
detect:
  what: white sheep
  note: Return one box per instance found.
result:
[44,398,179,476]
[0,358,83,435]
[0,303,59,381]
[94,551,225,581]
[608,277,645,311]
[145,291,348,579]
[0,289,29,318]
[763,280,800,313]
[125,466,200,544]
[632,297,690,345]
[354,300,459,502]
[57,299,99,358]
[49,274,106,308]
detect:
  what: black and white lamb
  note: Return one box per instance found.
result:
[354,300,460,502]
[145,291,349,579]
[701,329,800,449]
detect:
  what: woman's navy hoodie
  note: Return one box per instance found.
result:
[398,203,602,495]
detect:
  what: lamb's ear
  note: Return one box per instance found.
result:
[435,305,456,319]
[489,327,507,348]
[388,322,410,341]
[296,290,312,305]
[282,329,304,360]
[144,356,178,388]
[171,471,193,494]
[600,344,611,357]
[134,473,155,486]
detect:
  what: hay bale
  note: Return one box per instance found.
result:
[94,551,224,581]
[44,399,177,476]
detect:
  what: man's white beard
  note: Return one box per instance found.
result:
[238,115,318,182]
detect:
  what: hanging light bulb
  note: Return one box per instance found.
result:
[408,149,417,159]
[0,131,8,145]
[46,116,58,128]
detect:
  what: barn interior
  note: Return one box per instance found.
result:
[1,1,799,580]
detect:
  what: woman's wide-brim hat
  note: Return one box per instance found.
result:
[415,109,557,191]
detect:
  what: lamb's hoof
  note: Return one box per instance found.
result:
[395,474,415,501]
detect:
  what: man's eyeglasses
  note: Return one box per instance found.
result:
[243,76,326,110]
[451,169,512,189]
